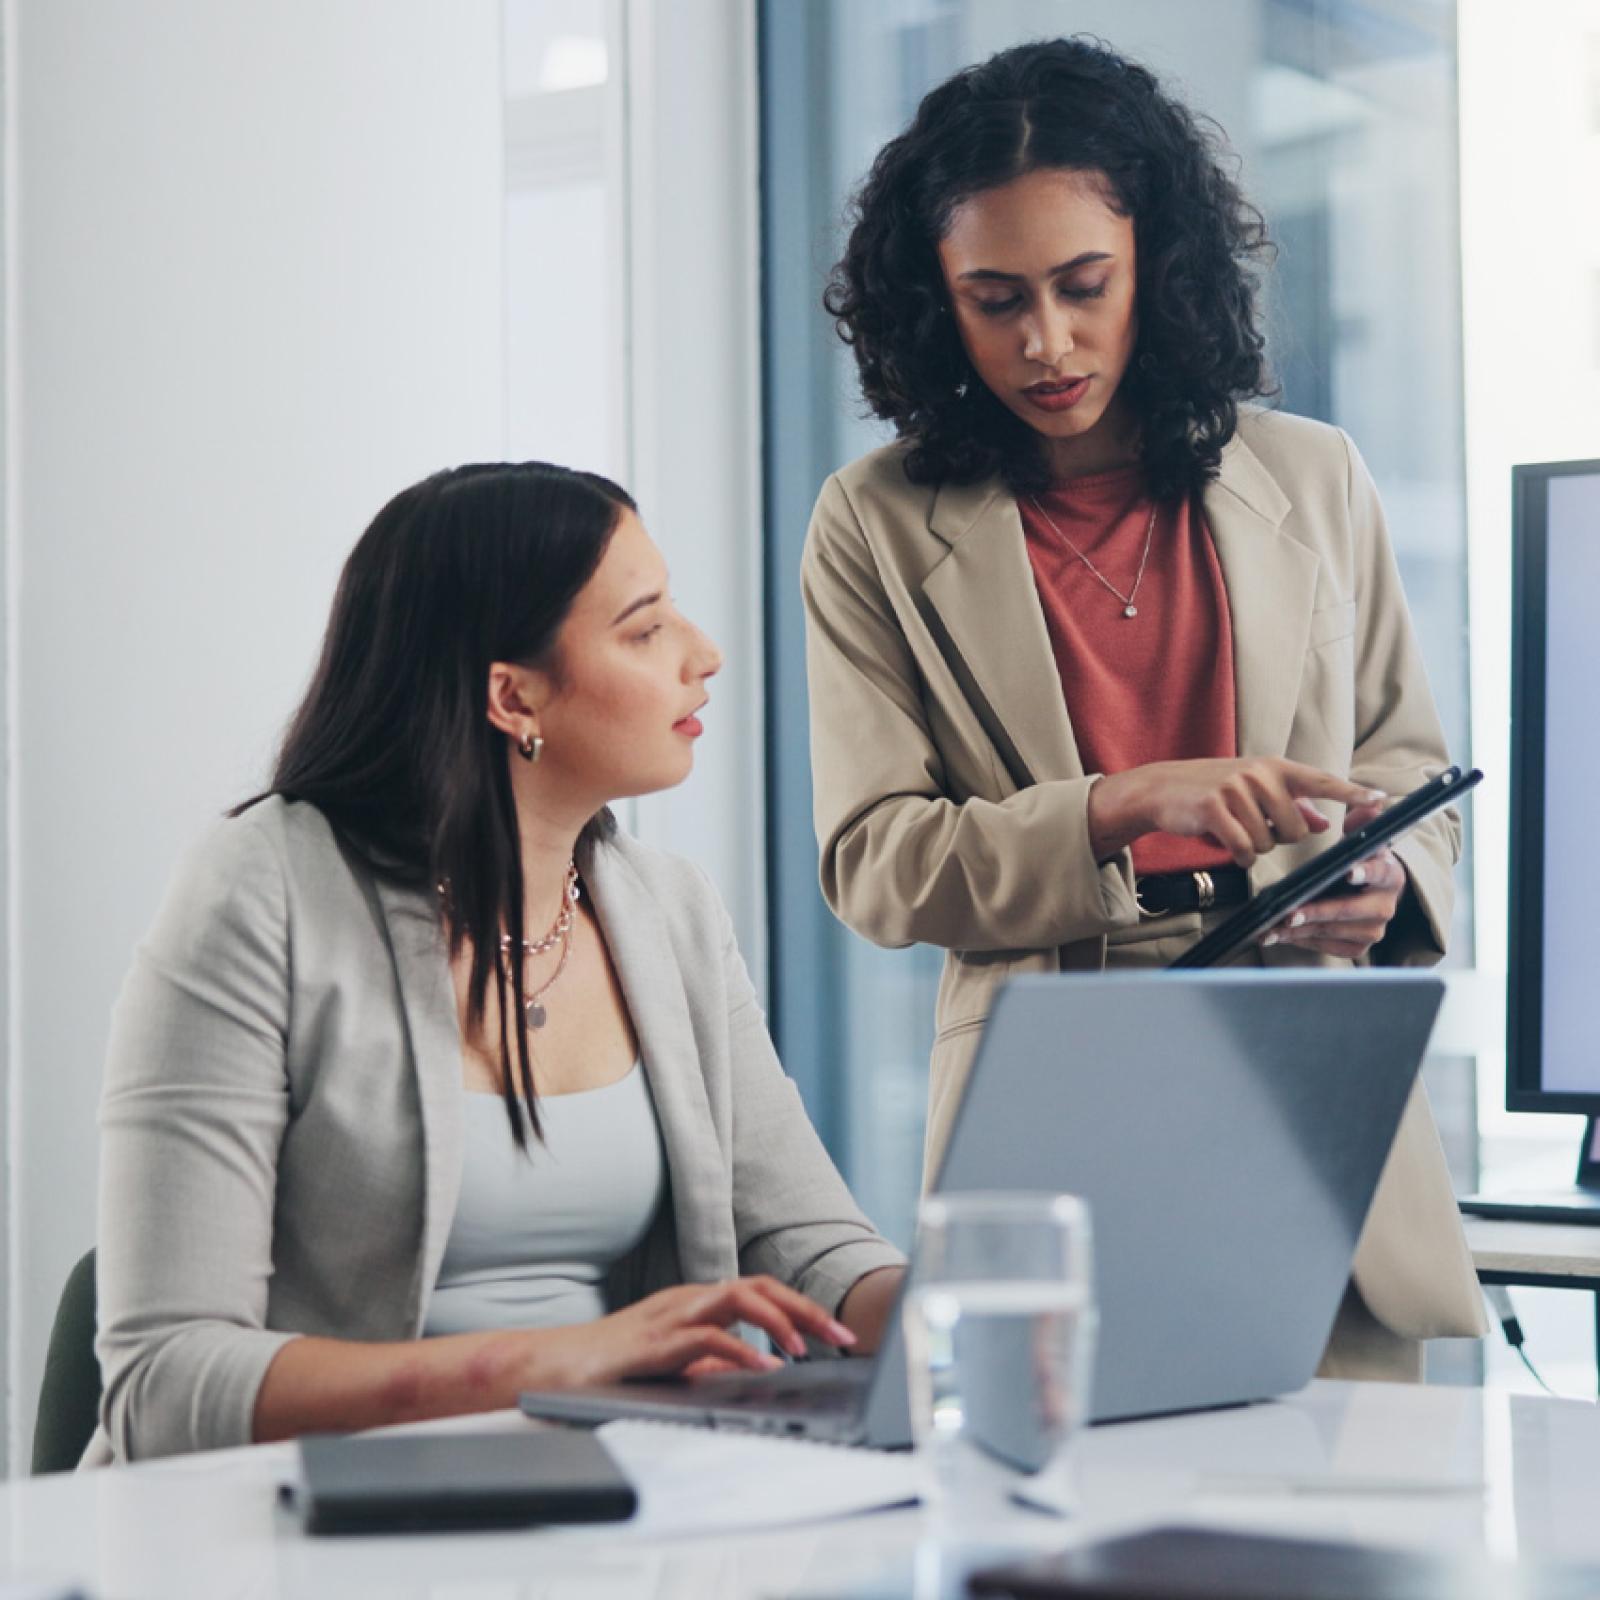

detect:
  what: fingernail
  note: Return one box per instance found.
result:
[761,1352,784,1370]
[1348,865,1366,887]
[829,1320,857,1345]
[788,1333,808,1357]
[1289,912,1306,928]
[1263,932,1279,946]
[1363,791,1384,805]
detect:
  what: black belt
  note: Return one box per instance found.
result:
[1134,866,1249,919]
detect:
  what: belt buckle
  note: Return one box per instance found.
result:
[1193,870,1216,912]
[1135,879,1166,920]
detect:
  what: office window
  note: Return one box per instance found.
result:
[761,1,1474,1253]
[1458,0,1600,1393]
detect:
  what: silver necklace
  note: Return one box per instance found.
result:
[498,859,580,1028]
[1027,495,1159,619]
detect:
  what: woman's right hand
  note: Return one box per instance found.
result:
[1087,757,1386,868]
[532,1277,857,1388]
[253,1279,856,1444]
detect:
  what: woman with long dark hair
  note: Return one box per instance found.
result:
[91,462,903,1462]
[803,37,1481,1377]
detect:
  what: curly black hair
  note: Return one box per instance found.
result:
[824,36,1275,500]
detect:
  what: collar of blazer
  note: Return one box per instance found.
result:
[919,422,1319,789]
[373,835,737,1323]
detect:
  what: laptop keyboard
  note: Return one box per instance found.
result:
[695,1362,871,1413]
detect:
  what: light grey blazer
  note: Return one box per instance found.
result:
[90,798,903,1464]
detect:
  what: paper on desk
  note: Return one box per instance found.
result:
[593,1420,920,1538]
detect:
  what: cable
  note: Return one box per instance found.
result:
[1484,1285,1560,1397]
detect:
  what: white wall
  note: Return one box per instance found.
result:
[2,0,766,1474]
[5,0,507,1467]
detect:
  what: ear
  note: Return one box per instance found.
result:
[484,662,553,741]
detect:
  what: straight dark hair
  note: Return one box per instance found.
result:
[237,461,635,1147]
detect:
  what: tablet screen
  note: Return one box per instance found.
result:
[1169,766,1480,970]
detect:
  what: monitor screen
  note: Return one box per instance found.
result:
[1508,461,1600,1111]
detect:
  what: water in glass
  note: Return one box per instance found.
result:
[904,1193,1096,1531]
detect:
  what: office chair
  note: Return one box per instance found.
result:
[32,1248,100,1474]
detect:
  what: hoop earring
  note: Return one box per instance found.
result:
[517,730,544,763]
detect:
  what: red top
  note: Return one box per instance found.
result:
[1018,467,1238,876]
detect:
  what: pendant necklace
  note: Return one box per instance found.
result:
[1027,495,1159,619]
[499,859,581,1028]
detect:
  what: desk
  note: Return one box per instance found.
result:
[1462,1215,1600,1391]
[4,1381,1600,1599]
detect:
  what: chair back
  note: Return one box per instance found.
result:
[32,1248,100,1474]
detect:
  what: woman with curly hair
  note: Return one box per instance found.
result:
[802,36,1482,1379]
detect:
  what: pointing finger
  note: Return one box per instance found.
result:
[1280,762,1386,809]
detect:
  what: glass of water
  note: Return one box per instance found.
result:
[903,1191,1096,1531]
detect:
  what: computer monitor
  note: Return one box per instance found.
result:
[1481,459,1600,1218]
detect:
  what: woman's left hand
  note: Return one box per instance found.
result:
[682,1266,908,1376]
[1261,802,1406,960]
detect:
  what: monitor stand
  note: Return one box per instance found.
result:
[1461,1116,1600,1224]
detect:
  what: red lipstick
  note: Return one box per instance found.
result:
[1023,376,1091,413]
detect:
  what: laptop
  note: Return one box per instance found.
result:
[520,971,1443,1448]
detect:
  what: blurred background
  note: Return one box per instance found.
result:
[0,0,1595,1472]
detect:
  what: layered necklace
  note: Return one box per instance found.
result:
[498,859,581,1028]
[1027,494,1159,620]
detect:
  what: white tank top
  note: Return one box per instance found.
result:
[422,1062,666,1337]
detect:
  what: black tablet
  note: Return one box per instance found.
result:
[1167,764,1482,970]
[966,1525,1599,1600]
[293,1429,637,1534]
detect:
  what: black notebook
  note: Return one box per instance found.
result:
[967,1526,1600,1600]
[293,1429,637,1535]
[1168,765,1481,970]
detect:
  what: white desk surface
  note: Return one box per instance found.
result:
[1461,1215,1600,1280]
[6,1379,1600,1599]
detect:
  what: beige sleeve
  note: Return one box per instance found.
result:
[1339,431,1461,964]
[800,474,1139,954]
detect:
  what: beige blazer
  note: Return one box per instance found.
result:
[800,406,1484,1346]
[91,798,903,1463]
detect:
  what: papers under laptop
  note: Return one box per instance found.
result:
[521,971,1443,1448]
